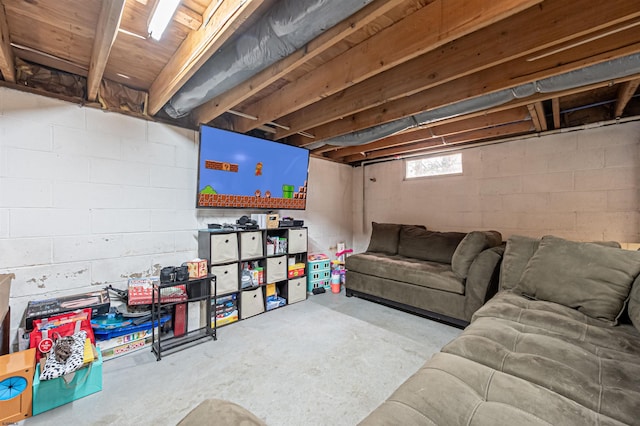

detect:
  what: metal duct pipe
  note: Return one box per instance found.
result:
[317,52,640,148]
[164,0,374,118]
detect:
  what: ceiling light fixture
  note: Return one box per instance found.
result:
[148,0,181,41]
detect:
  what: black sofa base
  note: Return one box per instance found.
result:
[345,288,469,329]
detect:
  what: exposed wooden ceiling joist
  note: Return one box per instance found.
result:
[87,0,126,101]
[228,0,542,134]
[147,0,265,115]
[0,1,15,83]
[283,0,640,143]
[191,0,406,127]
[527,102,548,132]
[342,121,535,163]
[551,98,561,129]
[614,79,640,118]
[323,108,531,159]
[290,32,640,147]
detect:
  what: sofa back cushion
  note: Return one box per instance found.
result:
[513,235,640,324]
[451,230,502,279]
[499,235,541,291]
[500,235,622,291]
[398,227,465,264]
[366,222,402,254]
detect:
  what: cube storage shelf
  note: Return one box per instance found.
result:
[198,227,308,326]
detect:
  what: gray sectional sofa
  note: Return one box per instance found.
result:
[360,235,640,425]
[346,223,503,326]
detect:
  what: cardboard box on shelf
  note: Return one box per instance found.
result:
[127,277,187,305]
[187,259,208,279]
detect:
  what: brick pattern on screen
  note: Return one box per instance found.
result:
[198,194,306,209]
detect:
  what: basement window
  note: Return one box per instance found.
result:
[405,153,463,179]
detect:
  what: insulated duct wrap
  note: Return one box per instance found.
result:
[319,53,640,149]
[164,0,374,118]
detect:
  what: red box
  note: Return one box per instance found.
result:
[288,268,305,278]
[187,259,208,279]
[127,278,187,305]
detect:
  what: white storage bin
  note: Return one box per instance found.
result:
[288,228,307,253]
[210,263,238,295]
[210,233,238,263]
[266,256,287,282]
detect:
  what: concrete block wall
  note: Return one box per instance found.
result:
[354,121,640,251]
[0,87,353,344]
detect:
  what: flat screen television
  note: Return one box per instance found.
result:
[197,125,310,209]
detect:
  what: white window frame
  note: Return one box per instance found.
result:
[404,153,463,180]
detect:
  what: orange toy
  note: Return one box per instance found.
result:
[0,348,36,423]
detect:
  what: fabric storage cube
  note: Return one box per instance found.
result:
[288,229,307,253]
[266,256,287,282]
[210,263,238,295]
[210,233,238,263]
[287,277,306,304]
[32,351,103,415]
[240,231,263,259]
[240,288,264,319]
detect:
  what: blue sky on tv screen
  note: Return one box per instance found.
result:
[198,126,309,197]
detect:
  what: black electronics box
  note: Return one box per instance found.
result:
[25,289,110,330]
[279,220,304,227]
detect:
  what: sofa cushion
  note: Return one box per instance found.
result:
[513,236,640,324]
[451,230,502,279]
[500,235,623,291]
[346,252,465,294]
[359,351,628,426]
[366,222,402,254]
[443,299,640,425]
[397,227,465,264]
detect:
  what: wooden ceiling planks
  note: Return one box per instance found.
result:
[228,0,542,134]
[147,0,267,115]
[281,0,640,143]
[191,0,409,127]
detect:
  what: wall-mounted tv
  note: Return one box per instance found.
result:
[197,125,310,210]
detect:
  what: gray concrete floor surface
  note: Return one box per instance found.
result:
[23,290,460,425]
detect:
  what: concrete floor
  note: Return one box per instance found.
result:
[24,290,460,425]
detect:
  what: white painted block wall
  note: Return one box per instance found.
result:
[353,121,640,252]
[0,87,353,345]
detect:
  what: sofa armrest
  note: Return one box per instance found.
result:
[463,244,505,321]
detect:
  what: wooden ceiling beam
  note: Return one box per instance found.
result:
[279,0,640,141]
[325,108,530,159]
[289,32,640,146]
[147,0,264,115]
[0,1,15,83]
[229,0,541,133]
[191,0,406,126]
[527,102,547,132]
[339,74,640,163]
[342,121,534,163]
[552,98,561,129]
[87,0,125,101]
[614,78,640,118]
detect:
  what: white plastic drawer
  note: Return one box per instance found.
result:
[240,231,263,259]
[210,233,238,263]
[210,263,238,295]
[240,287,264,319]
[288,228,307,254]
[266,256,287,282]
[288,277,306,304]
